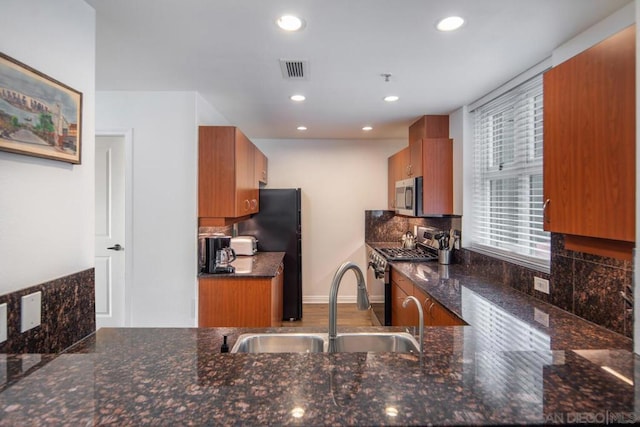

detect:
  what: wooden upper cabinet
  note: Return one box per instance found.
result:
[407,116,449,179]
[255,146,268,185]
[422,138,453,215]
[388,148,409,209]
[543,25,635,245]
[198,126,259,223]
[409,115,450,141]
[388,115,453,214]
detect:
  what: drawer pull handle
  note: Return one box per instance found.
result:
[543,199,550,224]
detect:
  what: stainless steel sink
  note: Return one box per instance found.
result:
[331,332,421,354]
[230,332,421,354]
[231,333,326,353]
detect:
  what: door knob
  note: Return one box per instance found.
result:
[107,244,124,251]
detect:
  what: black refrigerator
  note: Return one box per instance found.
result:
[238,188,302,320]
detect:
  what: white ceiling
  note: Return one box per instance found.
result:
[88,0,631,140]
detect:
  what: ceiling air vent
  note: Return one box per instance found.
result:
[280,59,309,80]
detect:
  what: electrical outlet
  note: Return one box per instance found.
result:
[534,307,549,327]
[0,303,6,343]
[534,277,550,294]
[21,291,41,333]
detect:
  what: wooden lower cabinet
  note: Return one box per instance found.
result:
[199,265,283,327]
[391,272,415,327]
[391,268,464,327]
[413,286,464,326]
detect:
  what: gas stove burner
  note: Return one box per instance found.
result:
[376,246,437,262]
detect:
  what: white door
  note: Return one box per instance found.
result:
[95,135,126,328]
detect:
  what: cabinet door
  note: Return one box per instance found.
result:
[391,280,413,327]
[198,126,237,218]
[430,300,465,326]
[391,269,417,326]
[235,130,259,215]
[388,155,397,210]
[271,265,283,326]
[397,147,411,179]
[422,138,453,214]
[199,277,272,327]
[255,147,268,185]
[543,25,635,242]
[388,149,409,208]
[412,286,434,326]
[408,138,422,178]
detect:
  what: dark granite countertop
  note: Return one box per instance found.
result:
[0,246,637,425]
[199,251,285,278]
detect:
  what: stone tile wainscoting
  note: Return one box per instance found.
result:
[547,234,633,338]
[0,269,95,353]
[365,210,633,339]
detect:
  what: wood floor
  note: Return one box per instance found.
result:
[281,304,373,327]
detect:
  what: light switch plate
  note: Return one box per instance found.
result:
[534,277,550,294]
[21,291,41,333]
[0,303,6,343]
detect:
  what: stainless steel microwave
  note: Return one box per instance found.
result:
[395,177,423,216]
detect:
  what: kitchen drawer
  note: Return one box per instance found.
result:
[391,268,414,296]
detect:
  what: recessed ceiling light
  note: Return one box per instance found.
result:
[297,126,307,131]
[290,94,306,102]
[277,15,305,31]
[436,16,464,32]
[383,95,399,102]
[362,126,373,131]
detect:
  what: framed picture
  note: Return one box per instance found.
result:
[0,52,82,164]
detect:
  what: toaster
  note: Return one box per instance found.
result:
[230,236,258,256]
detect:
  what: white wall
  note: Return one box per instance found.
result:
[634,0,639,355]
[96,91,227,326]
[253,138,405,303]
[449,108,466,216]
[0,0,95,294]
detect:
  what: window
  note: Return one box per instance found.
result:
[471,75,550,270]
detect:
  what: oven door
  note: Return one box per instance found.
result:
[366,251,391,326]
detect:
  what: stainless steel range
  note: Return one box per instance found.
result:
[375,246,438,262]
[366,243,438,326]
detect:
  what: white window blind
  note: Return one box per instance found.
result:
[471,75,550,271]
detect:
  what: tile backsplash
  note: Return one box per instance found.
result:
[365,210,633,338]
[0,269,95,353]
[364,210,461,244]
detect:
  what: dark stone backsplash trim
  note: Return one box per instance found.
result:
[364,210,633,338]
[0,269,95,354]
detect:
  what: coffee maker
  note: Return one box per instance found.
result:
[202,235,237,273]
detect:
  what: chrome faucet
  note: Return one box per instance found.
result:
[328,262,370,352]
[402,296,424,361]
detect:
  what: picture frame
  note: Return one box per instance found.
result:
[0,52,82,164]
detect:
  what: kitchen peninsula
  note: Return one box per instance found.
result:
[0,260,634,426]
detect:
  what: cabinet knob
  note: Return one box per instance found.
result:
[243,199,250,211]
[250,199,258,210]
